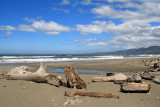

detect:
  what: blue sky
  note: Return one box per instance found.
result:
[0,0,160,54]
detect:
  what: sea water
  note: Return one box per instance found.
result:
[0,54,160,64]
[48,69,109,74]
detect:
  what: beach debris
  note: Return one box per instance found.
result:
[152,77,160,84]
[64,65,87,89]
[156,97,160,100]
[74,91,119,99]
[63,98,83,106]
[6,62,65,87]
[140,71,155,80]
[65,91,73,97]
[22,86,26,89]
[92,73,127,82]
[106,72,115,76]
[121,83,150,93]
[0,73,5,79]
[114,80,126,84]
[47,75,66,87]
[127,77,134,82]
[51,99,55,102]
[147,93,151,95]
[143,58,160,72]
[140,71,160,85]
[88,81,91,84]
[74,95,79,98]
[132,72,142,83]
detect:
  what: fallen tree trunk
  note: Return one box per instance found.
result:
[64,65,87,89]
[6,62,65,86]
[75,91,119,99]
[92,73,127,82]
[121,83,150,93]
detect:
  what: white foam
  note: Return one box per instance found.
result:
[0,54,160,64]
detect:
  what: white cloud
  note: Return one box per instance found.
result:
[1,20,71,35]
[151,26,160,37]
[18,24,36,32]
[61,0,70,5]
[31,20,71,34]
[91,5,141,20]
[74,38,97,43]
[86,42,108,46]
[76,19,160,49]
[52,7,70,13]
[76,23,104,35]
[6,31,12,35]
[81,0,91,5]
[0,25,15,30]
[92,1,160,21]
[76,0,160,49]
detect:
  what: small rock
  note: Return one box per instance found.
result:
[63,98,83,106]
[74,95,79,98]
[156,97,160,100]
[22,86,25,89]
[147,93,151,95]
[88,81,91,84]
[51,99,55,102]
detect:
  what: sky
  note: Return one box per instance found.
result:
[0,0,160,54]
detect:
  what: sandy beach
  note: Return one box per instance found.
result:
[0,58,160,107]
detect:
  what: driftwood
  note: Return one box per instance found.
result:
[64,91,73,97]
[132,72,142,83]
[143,58,160,68]
[75,91,119,98]
[106,72,115,76]
[150,68,160,72]
[92,73,127,82]
[64,65,87,89]
[151,62,159,69]
[121,83,150,92]
[152,77,160,84]
[0,73,5,79]
[63,98,83,106]
[126,77,134,82]
[6,62,65,87]
[114,80,126,84]
[140,72,155,80]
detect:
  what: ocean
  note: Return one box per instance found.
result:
[0,54,160,64]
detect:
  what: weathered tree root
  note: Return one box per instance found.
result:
[64,65,87,89]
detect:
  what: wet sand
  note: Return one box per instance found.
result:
[0,58,160,107]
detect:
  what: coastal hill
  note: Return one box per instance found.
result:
[96,46,160,55]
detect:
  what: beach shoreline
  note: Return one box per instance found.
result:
[0,58,160,107]
[0,58,153,73]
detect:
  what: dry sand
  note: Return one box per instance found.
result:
[0,58,160,107]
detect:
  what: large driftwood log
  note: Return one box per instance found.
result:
[121,83,150,92]
[92,73,127,82]
[6,62,65,86]
[74,91,119,99]
[140,71,155,80]
[64,65,87,89]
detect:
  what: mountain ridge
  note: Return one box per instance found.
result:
[95,46,160,55]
